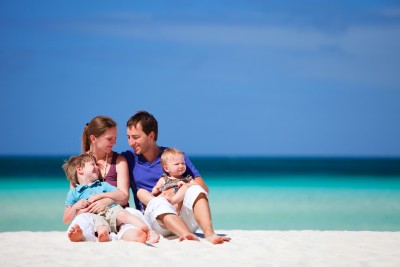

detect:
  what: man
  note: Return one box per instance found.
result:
[122,111,230,244]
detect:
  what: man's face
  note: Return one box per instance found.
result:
[127,123,152,155]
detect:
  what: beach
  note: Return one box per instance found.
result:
[1,157,400,266]
[1,230,400,267]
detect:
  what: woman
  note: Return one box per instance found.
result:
[67,115,157,242]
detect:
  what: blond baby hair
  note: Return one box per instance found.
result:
[161,148,184,167]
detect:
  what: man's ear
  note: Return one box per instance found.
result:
[149,131,155,140]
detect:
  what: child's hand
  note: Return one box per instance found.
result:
[160,192,172,202]
[160,190,175,202]
[151,187,160,196]
[74,199,90,210]
[177,181,185,188]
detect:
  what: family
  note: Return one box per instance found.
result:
[63,110,230,245]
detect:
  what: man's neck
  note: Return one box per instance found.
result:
[142,144,162,163]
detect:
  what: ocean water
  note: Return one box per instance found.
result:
[1,156,400,232]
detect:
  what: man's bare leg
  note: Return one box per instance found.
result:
[193,193,231,244]
[67,224,85,242]
[158,213,198,241]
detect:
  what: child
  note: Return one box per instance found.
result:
[63,153,157,243]
[138,148,199,214]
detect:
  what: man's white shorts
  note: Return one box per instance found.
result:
[144,185,208,237]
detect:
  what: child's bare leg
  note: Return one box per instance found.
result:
[68,224,85,242]
[171,185,188,206]
[137,188,156,206]
[97,225,110,242]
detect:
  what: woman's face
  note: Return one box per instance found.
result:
[92,127,117,153]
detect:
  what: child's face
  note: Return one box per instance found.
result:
[82,160,99,182]
[163,154,186,177]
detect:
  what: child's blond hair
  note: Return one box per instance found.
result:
[161,148,184,167]
[62,153,96,185]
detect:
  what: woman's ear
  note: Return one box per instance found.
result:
[89,134,96,143]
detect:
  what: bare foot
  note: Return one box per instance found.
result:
[206,234,231,244]
[120,227,149,243]
[178,233,199,242]
[68,224,85,242]
[97,226,110,242]
[131,226,150,243]
[147,230,160,244]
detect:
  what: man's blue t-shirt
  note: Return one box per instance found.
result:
[121,146,201,211]
[65,180,118,208]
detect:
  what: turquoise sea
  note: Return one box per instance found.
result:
[1,156,400,232]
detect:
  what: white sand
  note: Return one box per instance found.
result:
[1,230,399,267]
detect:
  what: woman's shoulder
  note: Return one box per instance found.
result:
[120,149,137,160]
[112,151,129,164]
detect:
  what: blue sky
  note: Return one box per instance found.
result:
[1,0,400,157]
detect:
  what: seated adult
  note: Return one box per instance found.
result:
[122,111,230,244]
[67,115,155,242]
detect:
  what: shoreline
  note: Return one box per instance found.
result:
[1,230,400,267]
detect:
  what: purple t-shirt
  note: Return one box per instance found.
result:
[121,146,201,211]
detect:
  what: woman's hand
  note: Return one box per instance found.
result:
[86,198,113,213]
[76,207,90,215]
[88,194,102,203]
[73,199,90,210]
